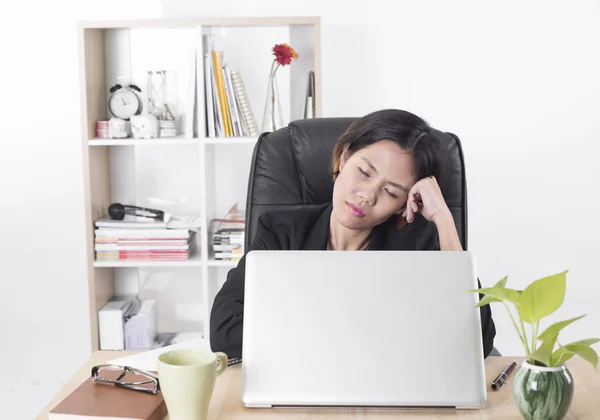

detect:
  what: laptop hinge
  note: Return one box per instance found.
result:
[272,405,457,410]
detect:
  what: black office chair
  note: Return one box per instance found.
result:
[243,117,500,356]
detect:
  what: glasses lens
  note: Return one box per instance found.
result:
[120,370,155,386]
[94,366,158,393]
[95,366,125,382]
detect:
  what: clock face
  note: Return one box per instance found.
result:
[109,89,141,120]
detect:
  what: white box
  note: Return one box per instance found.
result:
[98,295,140,350]
[125,299,158,350]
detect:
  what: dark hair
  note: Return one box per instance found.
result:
[331,109,446,228]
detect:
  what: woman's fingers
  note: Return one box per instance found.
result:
[405,198,413,222]
[406,186,420,223]
[403,176,447,224]
[411,186,422,214]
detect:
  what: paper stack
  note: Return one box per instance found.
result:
[94,216,200,262]
[210,204,245,261]
[107,337,209,372]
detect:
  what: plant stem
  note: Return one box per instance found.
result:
[519,317,531,356]
[531,321,539,354]
[502,301,531,357]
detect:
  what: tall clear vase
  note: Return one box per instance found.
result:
[260,72,284,133]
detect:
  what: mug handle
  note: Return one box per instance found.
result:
[215,352,228,376]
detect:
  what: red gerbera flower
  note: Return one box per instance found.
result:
[272,43,298,66]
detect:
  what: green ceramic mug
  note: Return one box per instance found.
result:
[157,349,228,420]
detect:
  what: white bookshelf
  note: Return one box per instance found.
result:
[77,17,321,352]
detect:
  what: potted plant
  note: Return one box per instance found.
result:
[469,270,598,420]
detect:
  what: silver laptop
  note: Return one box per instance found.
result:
[241,250,487,409]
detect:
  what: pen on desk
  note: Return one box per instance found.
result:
[491,361,517,390]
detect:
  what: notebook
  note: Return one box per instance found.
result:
[48,371,166,420]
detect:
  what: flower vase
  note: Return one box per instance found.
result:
[513,361,574,420]
[260,72,284,133]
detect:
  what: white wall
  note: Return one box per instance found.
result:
[0,1,163,419]
[2,0,599,418]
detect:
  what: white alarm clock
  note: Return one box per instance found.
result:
[108,83,143,120]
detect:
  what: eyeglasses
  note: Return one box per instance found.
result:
[91,364,160,394]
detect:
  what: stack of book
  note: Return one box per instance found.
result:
[95,120,110,138]
[211,204,245,261]
[203,35,259,138]
[94,217,198,262]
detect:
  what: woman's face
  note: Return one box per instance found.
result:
[332,139,416,231]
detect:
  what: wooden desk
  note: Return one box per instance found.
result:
[37,352,599,419]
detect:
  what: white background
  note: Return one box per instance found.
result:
[2,0,600,419]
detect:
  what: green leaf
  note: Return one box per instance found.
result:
[530,340,554,366]
[529,315,587,366]
[550,340,600,369]
[468,286,521,304]
[473,276,509,307]
[549,345,571,366]
[569,338,600,346]
[476,295,500,307]
[516,270,568,324]
[495,275,509,288]
[568,344,598,368]
[537,315,586,342]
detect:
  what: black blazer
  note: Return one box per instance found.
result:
[209,202,496,359]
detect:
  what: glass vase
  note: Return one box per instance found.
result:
[513,361,574,420]
[260,72,284,133]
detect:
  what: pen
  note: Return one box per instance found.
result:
[491,361,517,390]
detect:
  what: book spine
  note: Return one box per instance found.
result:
[203,45,216,137]
[223,65,243,137]
[210,57,224,137]
[232,71,250,136]
[211,50,232,136]
[231,70,258,136]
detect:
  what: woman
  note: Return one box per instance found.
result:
[210,109,496,359]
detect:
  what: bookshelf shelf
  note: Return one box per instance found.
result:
[78,16,321,352]
[88,137,259,146]
[89,136,201,146]
[93,251,203,268]
[207,258,238,267]
[203,137,258,145]
[78,16,320,30]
